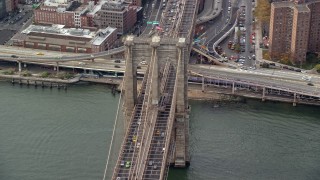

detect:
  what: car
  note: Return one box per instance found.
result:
[120,160,125,167]
[132,135,137,142]
[307,82,314,86]
[116,177,121,180]
[114,65,121,68]
[295,69,301,72]
[137,66,141,69]
[78,62,86,65]
[140,61,147,65]
[155,130,160,135]
[153,165,158,169]
[125,161,131,168]
[36,52,44,55]
[302,76,311,81]
[161,132,165,137]
[114,59,121,63]
[136,142,141,148]
[148,160,153,166]
[11,55,18,58]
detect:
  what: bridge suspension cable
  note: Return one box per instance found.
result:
[102,75,125,180]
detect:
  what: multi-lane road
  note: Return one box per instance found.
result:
[190,64,320,96]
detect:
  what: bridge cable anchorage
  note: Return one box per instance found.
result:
[102,74,126,180]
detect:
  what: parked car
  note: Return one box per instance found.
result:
[120,161,125,167]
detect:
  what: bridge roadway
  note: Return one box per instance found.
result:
[112,0,199,179]
[1,44,320,96]
[189,65,320,98]
[0,45,125,62]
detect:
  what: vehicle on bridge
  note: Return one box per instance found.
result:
[36,52,44,55]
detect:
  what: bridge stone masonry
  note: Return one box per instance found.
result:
[112,34,190,180]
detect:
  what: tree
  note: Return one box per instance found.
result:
[234,44,241,53]
[315,64,320,73]
[279,53,291,64]
[254,0,271,25]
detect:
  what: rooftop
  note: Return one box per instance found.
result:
[88,0,128,16]
[91,27,117,45]
[22,25,95,38]
[44,0,68,7]
[295,4,310,12]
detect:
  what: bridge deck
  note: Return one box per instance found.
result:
[142,65,176,179]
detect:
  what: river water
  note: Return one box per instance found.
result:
[0,82,319,180]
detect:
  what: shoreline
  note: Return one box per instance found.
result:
[1,75,320,106]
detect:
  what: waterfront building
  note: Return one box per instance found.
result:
[12,24,117,53]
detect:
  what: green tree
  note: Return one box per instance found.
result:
[40,71,51,78]
[234,43,241,53]
[315,64,320,73]
[279,53,291,64]
[254,0,271,24]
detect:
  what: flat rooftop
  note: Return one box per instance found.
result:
[92,27,117,45]
[272,2,295,8]
[295,4,310,12]
[22,25,95,38]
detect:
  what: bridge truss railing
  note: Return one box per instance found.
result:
[159,65,178,180]
[111,63,151,179]
[141,64,177,179]
[131,50,162,179]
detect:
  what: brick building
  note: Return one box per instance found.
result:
[14,24,117,53]
[34,0,138,34]
[131,0,141,6]
[269,0,320,64]
[89,0,137,34]
[34,0,97,28]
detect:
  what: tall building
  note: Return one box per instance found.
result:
[5,0,18,12]
[34,0,138,34]
[34,0,96,28]
[89,0,137,34]
[269,0,320,64]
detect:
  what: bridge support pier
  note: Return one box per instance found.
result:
[174,38,189,168]
[293,93,297,106]
[56,62,59,73]
[201,76,205,92]
[151,36,160,105]
[124,36,137,124]
[18,61,22,74]
[232,81,235,94]
[262,87,266,102]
